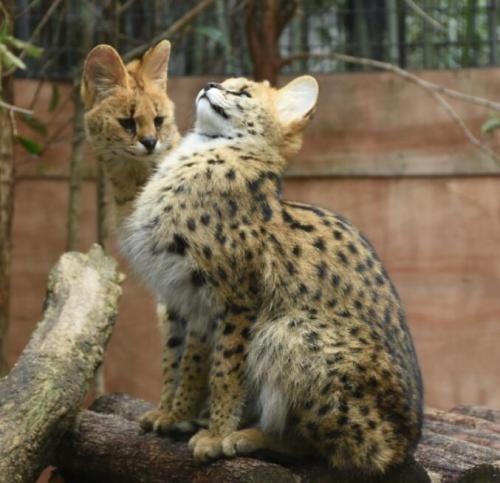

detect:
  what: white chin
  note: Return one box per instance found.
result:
[195,98,228,135]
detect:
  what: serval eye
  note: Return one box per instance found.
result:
[154,116,164,130]
[119,118,136,134]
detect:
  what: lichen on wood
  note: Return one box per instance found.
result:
[0,245,123,483]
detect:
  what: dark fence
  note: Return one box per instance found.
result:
[14,0,500,80]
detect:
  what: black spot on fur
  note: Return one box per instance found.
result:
[313,237,326,251]
[228,199,238,217]
[261,202,273,221]
[337,251,348,265]
[223,323,236,335]
[217,266,227,280]
[283,202,325,217]
[318,404,331,416]
[316,261,327,279]
[337,415,349,426]
[356,263,366,273]
[187,218,196,231]
[168,234,188,255]
[191,270,206,287]
[225,169,236,180]
[167,336,182,348]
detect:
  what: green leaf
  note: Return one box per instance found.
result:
[18,113,47,135]
[15,135,43,156]
[0,44,26,70]
[4,35,43,58]
[481,117,500,134]
[0,6,10,43]
[49,83,60,112]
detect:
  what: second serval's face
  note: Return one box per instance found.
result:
[82,40,176,161]
[194,76,319,158]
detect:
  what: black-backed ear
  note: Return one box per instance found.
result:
[140,40,171,91]
[81,44,128,108]
[276,76,319,127]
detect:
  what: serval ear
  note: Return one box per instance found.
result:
[139,40,171,92]
[276,75,319,128]
[81,44,128,108]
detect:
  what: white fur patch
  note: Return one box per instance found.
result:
[121,223,221,334]
[120,131,231,334]
[258,382,289,435]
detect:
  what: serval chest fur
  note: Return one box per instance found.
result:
[123,135,284,330]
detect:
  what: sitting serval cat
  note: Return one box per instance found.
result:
[82,41,200,429]
[122,75,423,477]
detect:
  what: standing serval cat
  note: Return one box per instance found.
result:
[82,41,203,430]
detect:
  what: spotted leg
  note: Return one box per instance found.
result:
[189,311,252,461]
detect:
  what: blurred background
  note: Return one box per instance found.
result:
[2,0,500,413]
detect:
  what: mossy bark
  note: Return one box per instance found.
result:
[0,245,123,483]
[52,394,431,483]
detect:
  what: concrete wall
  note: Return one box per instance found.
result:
[8,69,500,410]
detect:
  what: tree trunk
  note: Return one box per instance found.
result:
[245,0,298,85]
[0,245,123,483]
[66,0,95,251]
[0,76,14,377]
[0,0,16,377]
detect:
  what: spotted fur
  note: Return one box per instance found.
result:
[123,76,423,476]
[81,42,208,433]
[81,40,180,224]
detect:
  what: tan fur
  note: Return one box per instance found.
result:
[81,42,199,434]
[81,40,180,224]
[123,76,423,476]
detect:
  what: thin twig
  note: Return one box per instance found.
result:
[0,100,33,116]
[117,0,136,15]
[428,90,500,166]
[123,0,216,61]
[3,0,64,77]
[404,0,446,32]
[281,52,500,167]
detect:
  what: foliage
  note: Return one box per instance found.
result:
[0,4,46,156]
[481,116,500,134]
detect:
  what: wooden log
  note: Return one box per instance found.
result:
[53,393,431,483]
[54,394,500,483]
[452,405,500,424]
[0,245,123,483]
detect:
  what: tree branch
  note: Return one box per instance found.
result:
[0,99,33,116]
[51,394,500,483]
[0,245,123,483]
[123,0,216,62]
[281,52,500,166]
[404,0,446,33]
